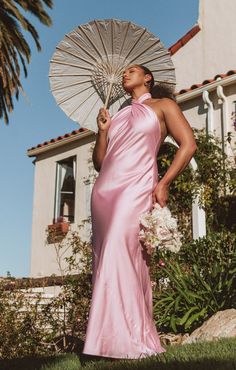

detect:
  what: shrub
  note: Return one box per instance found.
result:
[42,219,93,347]
[152,231,236,334]
[0,220,93,359]
[157,129,236,238]
[0,285,50,359]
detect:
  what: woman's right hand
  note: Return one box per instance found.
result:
[152,181,169,208]
[97,108,111,132]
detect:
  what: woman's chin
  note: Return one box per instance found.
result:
[123,85,133,94]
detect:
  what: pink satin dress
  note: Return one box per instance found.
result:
[82,92,166,359]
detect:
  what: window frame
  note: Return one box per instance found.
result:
[53,155,77,224]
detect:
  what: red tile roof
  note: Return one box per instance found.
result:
[168,24,201,55]
[27,127,90,153]
[177,69,236,95]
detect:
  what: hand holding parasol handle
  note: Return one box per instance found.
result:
[100,81,113,123]
[104,82,113,110]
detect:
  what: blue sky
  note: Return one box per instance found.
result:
[0,0,199,277]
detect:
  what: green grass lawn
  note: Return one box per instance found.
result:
[0,337,235,370]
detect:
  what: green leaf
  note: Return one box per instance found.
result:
[177,306,199,326]
[185,308,207,330]
[170,315,177,333]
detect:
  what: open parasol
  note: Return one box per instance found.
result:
[49,18,176,133]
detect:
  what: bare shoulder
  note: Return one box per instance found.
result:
[152,97,180,111]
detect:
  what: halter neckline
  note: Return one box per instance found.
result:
[131,92,152,104]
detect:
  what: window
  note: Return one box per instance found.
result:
[54,156,76,223]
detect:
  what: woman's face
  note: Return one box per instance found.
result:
[122,65,150,93]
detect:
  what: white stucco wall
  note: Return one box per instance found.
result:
[178,82,236,159]
[172,0,236,91]
[29,134,97,278]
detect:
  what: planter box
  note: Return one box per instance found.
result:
[47,222,69,243]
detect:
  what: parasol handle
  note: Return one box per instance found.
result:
[103,82,113,110]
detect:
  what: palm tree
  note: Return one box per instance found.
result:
[0,0,53,124]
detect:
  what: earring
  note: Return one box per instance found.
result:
[144,82,150,87]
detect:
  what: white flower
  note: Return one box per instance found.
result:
[166,218,177,230]
[138,202,182,255]
[159,277,170,288]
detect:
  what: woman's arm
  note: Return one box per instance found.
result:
[92,108,111,172]
[152,98,198,206]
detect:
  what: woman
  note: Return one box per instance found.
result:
[82,64,197,360]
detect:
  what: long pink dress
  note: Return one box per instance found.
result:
[82,92,166,359]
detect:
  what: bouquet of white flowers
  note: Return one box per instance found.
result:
[138,202,182,255]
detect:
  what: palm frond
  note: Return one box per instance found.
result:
[14,0,53,26]
[0,0,53,124]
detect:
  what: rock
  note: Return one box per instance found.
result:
[182,309,236,344]
[159,332,190,346]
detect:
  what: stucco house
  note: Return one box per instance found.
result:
[27,129,96,277]
[27,0,236,278]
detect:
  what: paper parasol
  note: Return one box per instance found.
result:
[49,18,176,132]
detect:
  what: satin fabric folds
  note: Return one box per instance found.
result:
[82,92,166,359]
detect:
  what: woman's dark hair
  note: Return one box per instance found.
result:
[138,64,176,101]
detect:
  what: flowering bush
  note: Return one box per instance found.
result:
[139,202,182,254]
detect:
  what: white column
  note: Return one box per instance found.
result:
[216,78,232,156]
[190,157,206,239]
[202,90,214,134]
[192,190,206,239]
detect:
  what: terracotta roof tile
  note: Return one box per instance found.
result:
[190,83,202,90]
[168,24,201,55]
[176,69,236,95]
[27,127,90,152]
[202,79,215,85]
[227,70,236,75]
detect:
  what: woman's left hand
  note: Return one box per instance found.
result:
[152,181,169,208]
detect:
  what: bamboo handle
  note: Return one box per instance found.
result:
[104,82,113,110]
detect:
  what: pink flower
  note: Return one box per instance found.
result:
[158,259,165,267]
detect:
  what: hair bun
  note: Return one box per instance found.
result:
[151,83,176,101]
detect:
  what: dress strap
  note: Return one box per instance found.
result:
[131,92,152,104]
